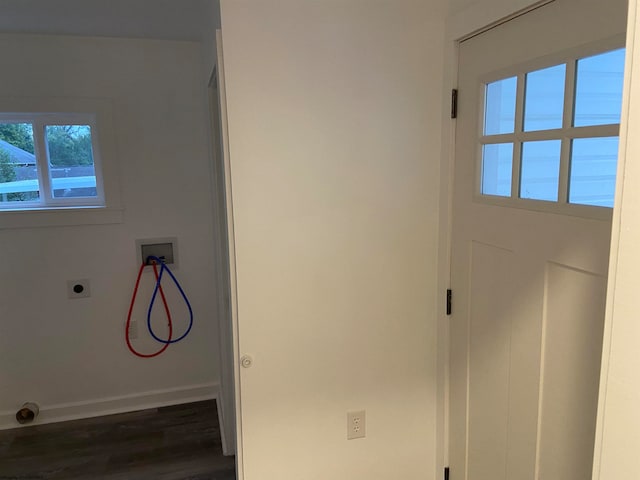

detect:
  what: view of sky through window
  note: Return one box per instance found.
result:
[521,140,561,202]
[570,137,619,207]
[575,49,625,127]
[481,143,513,197]
[524,64,566,132]
[485,77,517,135]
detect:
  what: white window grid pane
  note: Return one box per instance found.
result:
[574,49,626,127]
[520,140,562,202]
[523,64,567,132]
[45,124,98,200]
[481,143,514,197]
[569,137,619,207]
[485,77,518,135]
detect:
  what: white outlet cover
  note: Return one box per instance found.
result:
[347,410,366,440]
[67,279,91,299]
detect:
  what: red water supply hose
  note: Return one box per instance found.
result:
[125,262,173,358]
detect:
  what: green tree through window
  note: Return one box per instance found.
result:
[46,125,93,167]
[0,148,33,202]
[0,124,34,154]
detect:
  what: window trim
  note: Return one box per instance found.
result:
[0,96,123,229]
[473,35,625,221]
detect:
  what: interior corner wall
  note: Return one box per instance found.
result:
[219,0,446,478]
[202,0,222,83]
[446,0,548,39]
[0,34,220,426]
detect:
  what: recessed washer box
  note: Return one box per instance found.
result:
[135,237,178,267]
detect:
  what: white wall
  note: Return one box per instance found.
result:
[594,0,640,477]
[0,34,220,426]
[0,0,208,41]
[220,0,446,478]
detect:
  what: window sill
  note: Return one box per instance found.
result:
[0,206,124,229]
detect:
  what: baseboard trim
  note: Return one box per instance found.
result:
[0,383,219,430]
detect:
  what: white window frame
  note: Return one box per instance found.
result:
[0,96,123,229]
[474,36,625,221]
[0,112,105,209]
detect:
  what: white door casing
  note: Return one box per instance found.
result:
[593,1,640,478]
[208,37,237,458]
[215,28,243,478]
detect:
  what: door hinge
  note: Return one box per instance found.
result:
[446,289,452,316]
[451,89,458,119]
[444,466,450,480]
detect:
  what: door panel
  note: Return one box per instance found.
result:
[467,242,516,479]
[538,263,607,479]
[450,1,627,479]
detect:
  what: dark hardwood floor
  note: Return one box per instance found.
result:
[0,400,236,480]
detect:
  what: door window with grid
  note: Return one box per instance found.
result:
[480,48,625,211]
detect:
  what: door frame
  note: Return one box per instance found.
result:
[591,1,637,478]
[209,28,244,479]
[437,1,576,476]
[441,1,639,478]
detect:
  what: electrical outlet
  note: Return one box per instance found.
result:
[347,410,366,440]
[128,320,138,339]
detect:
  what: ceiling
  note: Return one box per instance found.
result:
[0,0,220,41]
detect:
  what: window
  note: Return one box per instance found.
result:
[0,113,103,209]
[480,47,626,213]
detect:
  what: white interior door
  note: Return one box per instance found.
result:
[449,1,627,479]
